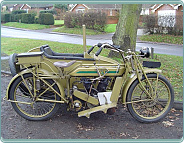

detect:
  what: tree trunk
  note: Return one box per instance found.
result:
[109,4,142,57]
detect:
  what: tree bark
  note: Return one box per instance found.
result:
[109,4,142,57]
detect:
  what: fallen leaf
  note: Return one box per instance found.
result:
[168,116,175,119]
[162,121,174,127]
[120,132,126,137]
[171,108,176,113]
[132,134,140,139]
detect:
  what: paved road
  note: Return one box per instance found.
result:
[1,27,183,56]
[1,74,183,140]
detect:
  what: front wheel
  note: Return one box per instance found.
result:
[9,73,61,121]
[126,74,174,123]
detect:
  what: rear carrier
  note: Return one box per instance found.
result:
[16,52,43,65]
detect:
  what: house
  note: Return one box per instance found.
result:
[150,4,183,27]
[69,4,163,24]
[1,4,20,12]
[70,4,121,24]
[140,4,153,15]
[150,4,183,16]
[20,4,53,13]
[2,4,54,13]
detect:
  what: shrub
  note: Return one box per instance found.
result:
[64,12,107,31]
[143,14,183,36]
[38,14,44,24]
[21,13,35,24]
[143,15,156,34]
[1,14,5,22]
[12,10,26,15]
[39,13,54,25]
[15,14,23,22]
[34,16,39,24]
[10,14,15,22]
[39,9,57,15]
[4,14,11,22]
[28,10,37,17]
[64,13,76,28]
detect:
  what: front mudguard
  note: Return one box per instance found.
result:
[6,69,65,101]
[121,68,162,104]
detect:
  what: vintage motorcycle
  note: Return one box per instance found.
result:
[5,27,174,123]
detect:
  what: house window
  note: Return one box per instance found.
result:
[23,9,29,13]
[76,8,85,13]
[140,8,149,15]
[158,10,176,27]
[110,9,113,16]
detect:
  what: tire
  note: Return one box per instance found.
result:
[9,73,61,121]
[126,74,174,123]
[9,53,18,77]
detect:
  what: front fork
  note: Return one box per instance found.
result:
[133,55,159,100]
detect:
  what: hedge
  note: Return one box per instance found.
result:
[143,15,183,35]
[1,14,5,22]
[12,10,26,15]
[11,14,22,22]
[34,16,39,24]
[39,9,57,15]
[39,13,54,25]
[21,13,35,24]
[2,14,11,22]
[2,12,54,26]
[64,12,107,32]
[15,14,22,22]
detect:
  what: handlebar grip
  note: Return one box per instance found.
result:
[97,43,102,47]
[87,46,95,54]
[95,47,103,56]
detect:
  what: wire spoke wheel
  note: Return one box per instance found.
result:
[10,73,61,121]
[127,74,174,123]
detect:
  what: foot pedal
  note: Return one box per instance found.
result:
[78,103,116,118]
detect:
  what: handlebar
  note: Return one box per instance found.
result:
[95,46,103,56]
[87,46,95,54]
[88,43,122,56]
[87,43,103,54]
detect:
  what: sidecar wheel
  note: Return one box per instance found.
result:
[9,73,61,121]
[126,74,174,123]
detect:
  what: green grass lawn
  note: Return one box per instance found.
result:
[54,20,64,26]
[52,24,117,35]
[141,54,183,101]
[105,24,117,33]
[140,34,183,45]
[1,37,183,101]
[3,22,50,30]
[53,26,105,35]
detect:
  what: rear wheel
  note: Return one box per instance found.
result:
[9,73,61,121]
[126,74,174,123]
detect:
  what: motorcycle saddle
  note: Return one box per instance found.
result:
[54,60,76,68]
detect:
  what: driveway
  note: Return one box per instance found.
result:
[1,74,183,141]
[1,27,183,56]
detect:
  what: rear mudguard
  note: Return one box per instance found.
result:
[121,68,162,103]
[6,69,65,101]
